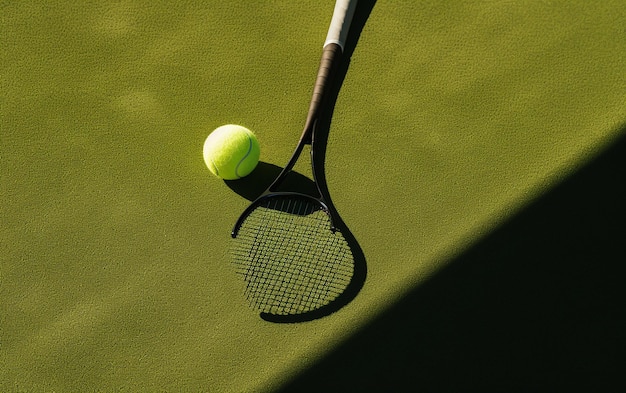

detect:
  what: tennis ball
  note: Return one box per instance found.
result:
[203,124,260,180]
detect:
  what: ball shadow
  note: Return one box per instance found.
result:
[225,162,317,202]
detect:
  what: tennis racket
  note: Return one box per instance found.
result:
[231,0,358,317]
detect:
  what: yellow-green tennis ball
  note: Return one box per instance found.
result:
[203,124,260,180]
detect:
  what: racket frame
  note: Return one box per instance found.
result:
[232,0,357,238]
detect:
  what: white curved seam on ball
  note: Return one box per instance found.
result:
[235,134,253,178]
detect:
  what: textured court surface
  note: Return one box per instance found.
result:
[2,1,625,391]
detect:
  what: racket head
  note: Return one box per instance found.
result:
[231,193,354,316]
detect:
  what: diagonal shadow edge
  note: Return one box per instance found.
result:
[275,124,626,392]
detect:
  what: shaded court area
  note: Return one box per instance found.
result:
[278,126,626,392]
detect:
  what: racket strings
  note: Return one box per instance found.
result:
[232,197,354,315]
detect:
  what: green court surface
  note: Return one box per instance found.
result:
[2,1,625,392]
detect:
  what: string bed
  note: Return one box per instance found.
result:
[232,196,354,315]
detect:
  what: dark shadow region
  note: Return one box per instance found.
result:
[276,127,626,391]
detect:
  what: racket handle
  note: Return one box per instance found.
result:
[305,43,342,130]
[324,0,358,51]
[303,0,357,140]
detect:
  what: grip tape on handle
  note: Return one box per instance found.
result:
[307,43,342,126]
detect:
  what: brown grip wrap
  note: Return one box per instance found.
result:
[302,43,343,142]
